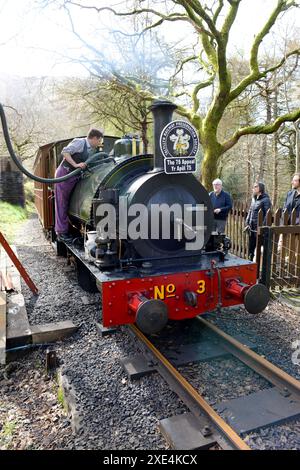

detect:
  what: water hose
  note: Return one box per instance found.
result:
[0,102,111,184]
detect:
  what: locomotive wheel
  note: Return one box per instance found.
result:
[76,259,98,293]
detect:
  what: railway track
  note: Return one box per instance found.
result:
[197,317,300,398]
[129,324,250,450]
[127,317,300,451]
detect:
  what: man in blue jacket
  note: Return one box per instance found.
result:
[209,179,232,233]
[283,173,300,224]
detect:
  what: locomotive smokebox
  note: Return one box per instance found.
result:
[149,100,177,170]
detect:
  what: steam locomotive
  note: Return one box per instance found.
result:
[33,100,270,334]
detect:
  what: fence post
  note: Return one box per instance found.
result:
[255,209,264,278]
[260,226,272,289]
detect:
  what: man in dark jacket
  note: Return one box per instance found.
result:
[209,178,232,233]
[283,173,300,223]
[245,182,271,261]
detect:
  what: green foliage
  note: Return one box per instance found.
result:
[53,373,67,413]
[0,419,17,448]
[24,180,35,204]
[2,420,17,437]
[0,201,35,243]
[57,385,66,411]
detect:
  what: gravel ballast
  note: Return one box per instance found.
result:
[1,212,300,450]
[1,214,187,450]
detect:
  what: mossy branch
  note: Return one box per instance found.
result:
[229,47,300,104]
[250,0,293,73]
[222,108,300,152]
[192,74,216,113]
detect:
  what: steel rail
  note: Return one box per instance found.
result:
[129,324,250,450]
[197,316,300,398]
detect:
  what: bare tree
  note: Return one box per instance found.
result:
[47,0,300,188]
[51,8,181,150]
[58,76,154,150]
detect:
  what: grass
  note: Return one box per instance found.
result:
[2,420,17,437]
[57,384,67,410]
[0,419,17,448]
[54,372,68,413]
[51,371,67,412]
[0,201,34,243]
[0,180,36,243]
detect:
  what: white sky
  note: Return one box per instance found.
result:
[0,0,299,78]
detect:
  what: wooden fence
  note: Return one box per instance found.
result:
[226,203,248,259]
[226,203,300,290]
[257,209,300,290]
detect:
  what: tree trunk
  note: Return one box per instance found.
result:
[272,133,279,207]
[295,120,300,173]
[141,118,148,154]
[246,136,252,203]
[259,135,267,180]
[259,92,272,180]
[198,113,225,188]
[247,160,251,198]
[272,90,279,207]
[201,143,223,189]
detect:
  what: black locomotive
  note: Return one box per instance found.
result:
[0,99,270,334]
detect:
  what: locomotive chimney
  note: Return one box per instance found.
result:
[149,99,177,170]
